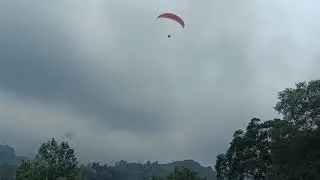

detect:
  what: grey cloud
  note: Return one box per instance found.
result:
[0,0,319,165]
[0,2,174,133]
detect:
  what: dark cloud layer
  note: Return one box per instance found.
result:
[0,3,172,133]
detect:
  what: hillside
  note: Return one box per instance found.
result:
[0,144,27,165]
[0,144,216,180]
[81,160,216,180]
[163,160,216,179]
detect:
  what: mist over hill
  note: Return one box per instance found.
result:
[0,144,27,165]
[0,144,216,180]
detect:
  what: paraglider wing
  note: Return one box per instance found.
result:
[157,13,185,28]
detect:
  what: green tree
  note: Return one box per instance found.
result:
[215,154,228,180]
[215,119,273,179]
[216,79,320,180]
[242,118,271,179]
[151,166,204,180]
[16,138,79,180]
[264,119,295,180]
[224,129,246,179]
[166,166,202,180]
[274,80,320,130]
[272,80,320,179]
[15,158,45,180]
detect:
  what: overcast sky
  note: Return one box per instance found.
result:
[0,0,319,166]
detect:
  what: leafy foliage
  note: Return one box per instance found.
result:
[274,80,320,129]
[166,166,203,180]
[150,166,206,180]
[215,79,320,180]
[16,138,79,180]
[80,160,214,180]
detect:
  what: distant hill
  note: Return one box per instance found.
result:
[0,144,216,179]
[0,144,27,165]
[162,160,216,179]
[81,159,217,180]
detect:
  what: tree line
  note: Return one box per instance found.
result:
[0,139,212,179]
[215,79,320,180]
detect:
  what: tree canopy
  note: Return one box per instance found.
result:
[16,138,79,180]
[215,79,320,180]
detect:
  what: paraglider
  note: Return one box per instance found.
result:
[157,12,185,38]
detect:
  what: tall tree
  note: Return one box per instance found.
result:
[241,118,271,179]
[274,80,320,129]
[215,119,272,179]
[16,138,79,180]
[225,129,246,179]
[272,80,320,179]
[216,79,320,180]
[215,154,228,180]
